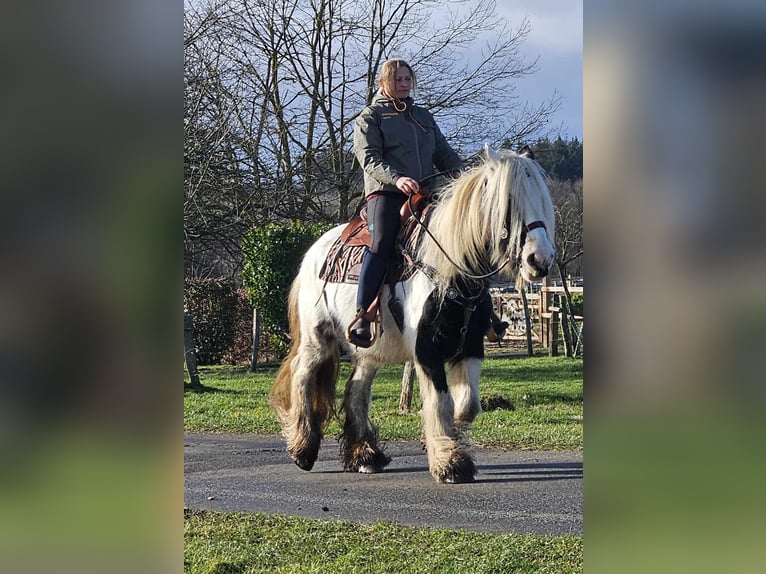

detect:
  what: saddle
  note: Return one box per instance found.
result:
[320,192,430,285]
[320,192,432,343]
[339,191,430,248]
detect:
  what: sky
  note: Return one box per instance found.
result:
[496,0,583,140]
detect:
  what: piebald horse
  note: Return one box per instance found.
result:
[270,146,555,483]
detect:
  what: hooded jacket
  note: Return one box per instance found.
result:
[353,91,463,198]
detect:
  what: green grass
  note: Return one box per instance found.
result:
[184,509,583,574]
[184,356,582,450]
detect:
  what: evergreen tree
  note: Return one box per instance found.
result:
[525,136,582,181]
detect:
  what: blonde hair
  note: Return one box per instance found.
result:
[378,59,417,97]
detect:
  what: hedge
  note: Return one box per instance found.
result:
[241,221,330,355]
[183,278,243,365]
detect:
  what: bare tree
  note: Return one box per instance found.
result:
[184,0,562,278]
[550,178,583,356]
[551,178,583,279]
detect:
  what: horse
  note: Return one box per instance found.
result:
[270,146,555,483]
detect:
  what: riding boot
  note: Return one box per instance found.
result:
[348,250,387,347]
[348,312,372,347]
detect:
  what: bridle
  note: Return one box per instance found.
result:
[406,172,547,281]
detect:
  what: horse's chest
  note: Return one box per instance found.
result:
[417,291,491,361]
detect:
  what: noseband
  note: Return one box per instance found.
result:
[520,220,547,244]
[517,220,547,264]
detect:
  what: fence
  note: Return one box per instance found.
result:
[489,279,583,356]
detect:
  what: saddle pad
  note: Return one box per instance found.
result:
[319,238,367,283]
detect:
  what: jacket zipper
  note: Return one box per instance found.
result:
[409,122,423,180]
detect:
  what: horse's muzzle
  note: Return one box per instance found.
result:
[526,253,550,278]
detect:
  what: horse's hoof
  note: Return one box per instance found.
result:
[341,446,391,473]
[290,443,320,471]
[442,473,476,484]
[293,457,315,471]
[435,453,477,484]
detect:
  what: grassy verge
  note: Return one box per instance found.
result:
[184,509,583,574]
[184,356,582,450]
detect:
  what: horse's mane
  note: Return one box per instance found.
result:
[416,149,554,289]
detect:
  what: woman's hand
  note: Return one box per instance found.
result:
[395,176,420,196]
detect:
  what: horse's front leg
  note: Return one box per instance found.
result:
[339,360,391,473]
[448,298,489,440]
[414,344,477,484]
[447,356,483,437]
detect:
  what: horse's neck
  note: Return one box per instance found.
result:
[411,197,493,293]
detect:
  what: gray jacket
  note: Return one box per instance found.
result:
[353,91,463,197]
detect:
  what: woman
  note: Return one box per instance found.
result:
[348,58,463,347]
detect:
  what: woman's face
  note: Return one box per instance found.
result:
[383,66,413,99]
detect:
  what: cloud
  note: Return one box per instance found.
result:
[494,0,582,138]
[497,0,582,55]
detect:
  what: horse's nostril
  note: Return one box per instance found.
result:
[526,253,537,267]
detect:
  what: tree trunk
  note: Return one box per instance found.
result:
[561,299,573,357]
[556,262,579,358]
[250,308,261,371]
[399,361,416,413]
[184,313,202,388]
[520,287,534,356]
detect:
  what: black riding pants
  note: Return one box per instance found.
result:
[356,192,407,310]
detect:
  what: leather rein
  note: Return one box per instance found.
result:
[406,172,547,281]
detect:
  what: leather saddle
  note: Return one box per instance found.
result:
[340,191,430,248]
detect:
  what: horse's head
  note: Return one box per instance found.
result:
[485,145,556,283]
[415,145,556,289]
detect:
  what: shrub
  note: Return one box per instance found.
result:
[220,288,255,365]
[570,292,583,316]
[184,278,240,365]
[241,222,330,353]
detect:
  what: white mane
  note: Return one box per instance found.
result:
[416,149,555,287]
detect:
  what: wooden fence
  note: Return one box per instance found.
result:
[489,281,583,356]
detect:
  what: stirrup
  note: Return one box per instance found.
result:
[345,310,379,348]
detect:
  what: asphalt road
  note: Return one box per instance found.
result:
[184,433,582,536]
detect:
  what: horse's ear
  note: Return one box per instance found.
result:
[484,143,501,160]
[518,145,535,160]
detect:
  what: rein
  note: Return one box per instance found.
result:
[405,178,546,281]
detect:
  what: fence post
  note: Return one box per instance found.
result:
[184,313,202,388]
[250,308,261,371]
[549,309,560,357]
[399,361,416,413]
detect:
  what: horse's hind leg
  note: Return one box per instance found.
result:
[284,336,339,471]
[339,360,391,473]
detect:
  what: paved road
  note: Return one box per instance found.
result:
[184,433,582,536]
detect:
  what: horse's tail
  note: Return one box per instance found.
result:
[270,274,339,431]
[270,276,303,425]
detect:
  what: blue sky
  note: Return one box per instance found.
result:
[497,0,583,140]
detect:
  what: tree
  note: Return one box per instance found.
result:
[504,136,584,182]
[549,178,583,357]
[184,0,562,279]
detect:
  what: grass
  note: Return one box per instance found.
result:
[184,509,583,574]
[184,355,583,450]
[184,356,583,571]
